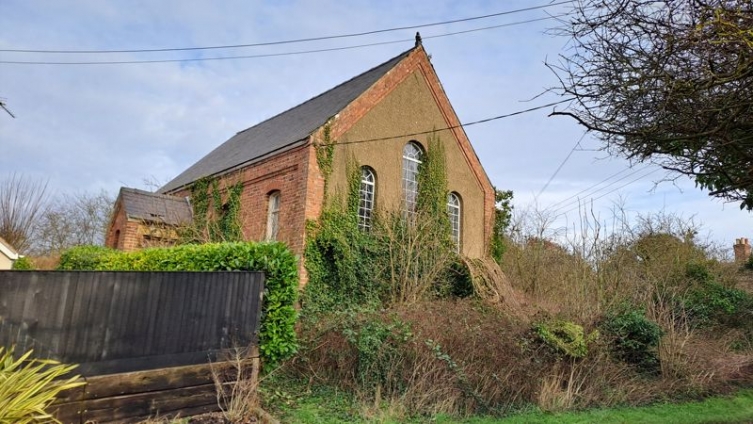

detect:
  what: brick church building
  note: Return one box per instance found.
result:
[106,37,496,274]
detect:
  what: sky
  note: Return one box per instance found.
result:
[1,0,750,255]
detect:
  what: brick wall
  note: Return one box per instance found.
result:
[105,201,142,251]
[321,45,496,252]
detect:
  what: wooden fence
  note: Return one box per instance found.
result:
[0,271,265,423]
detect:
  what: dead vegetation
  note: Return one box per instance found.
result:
[288,209,753,419]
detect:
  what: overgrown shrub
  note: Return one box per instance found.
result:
[533,320,598,359]
[601,306,663,373]
[684,281,753,329]
[11,256,34,270]
[0,346,84,424]
[304,134,468,312]
[57,242,299,366]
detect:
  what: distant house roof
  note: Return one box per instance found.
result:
[159,47,415,193]
[0,237,20,261]
[119,187,193,226]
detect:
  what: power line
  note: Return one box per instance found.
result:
[554,168,662,218]
[0,15,564,66]
[535,132,587,200]
[328,99,575,146]
[544,166,645,212]
[0,1,572,54]
[548,166,654,215]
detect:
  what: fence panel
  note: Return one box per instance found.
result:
[0,271,264,375]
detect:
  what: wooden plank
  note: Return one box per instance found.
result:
[83,362,220,399]
[80,383,218,422]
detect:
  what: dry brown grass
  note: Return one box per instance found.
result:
[293,210,753,417]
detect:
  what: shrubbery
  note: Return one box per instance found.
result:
[533,320,599,359]
[601,307,663,373]
[11,256,34,270]
[58,242,299,366]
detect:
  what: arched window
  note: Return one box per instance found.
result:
[402,141,423,213]
[447,192,461,252]
[358,166,376,231]
[266,191,281,240]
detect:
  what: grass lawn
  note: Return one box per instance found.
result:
[275,387,753,424]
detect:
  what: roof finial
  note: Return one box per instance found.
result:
[415,31,422,47]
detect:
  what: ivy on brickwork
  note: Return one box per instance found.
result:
[187,176,244,243]
[303,132,472,314]
[315,124,336,195]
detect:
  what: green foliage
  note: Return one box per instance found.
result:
[341,314,412,392]
[316,124,336,195]
[303,210,381,314]
[601,306,662,373]
[684,281,753,329]
[0,346,84,424]
[57,242,299,367]
[186,176,244,243]
[11,256,33,270]
[444,259,474,298]
[57,245,114,270]
[304,132,463,313]
[490,189,513,262]
[533,320,598,359]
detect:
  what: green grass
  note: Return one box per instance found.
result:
[271,384,753,424]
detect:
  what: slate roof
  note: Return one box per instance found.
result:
[159,47,415,193]
[119,187,193,226]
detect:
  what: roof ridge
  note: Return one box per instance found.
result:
[235,46,416,137]
[160,45,417,193]
[121,187,185,201]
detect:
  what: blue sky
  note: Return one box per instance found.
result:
[1,0,750,254]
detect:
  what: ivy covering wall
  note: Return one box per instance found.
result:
[303,134,472,312]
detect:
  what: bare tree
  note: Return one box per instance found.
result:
[0,173,49,253]
[32,190,114,255]
[549,0,753,208]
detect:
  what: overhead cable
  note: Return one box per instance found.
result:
[0,1,573,54]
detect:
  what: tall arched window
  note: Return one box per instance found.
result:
[358,166,376,231]
[447,192,461,252]
[402,141,423,213]
[266,191,281,240]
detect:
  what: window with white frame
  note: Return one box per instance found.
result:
[358,166,376,231]
[447,192,461,252]
[266,191,281,240]
[402,141,423,214]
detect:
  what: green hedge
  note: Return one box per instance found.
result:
[58,242,299,366]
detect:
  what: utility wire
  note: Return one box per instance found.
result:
[0,1,572,54]
[548,165,654,215]
[536,132,586,200]
[327,98,575,146]
[554,168,662,218]
[0,15,564,65]
[545,166,646,212]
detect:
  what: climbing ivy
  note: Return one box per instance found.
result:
[187,176,244,243]
[490,188,514,262]
[315,124,336,195]
[304,132,466,312]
